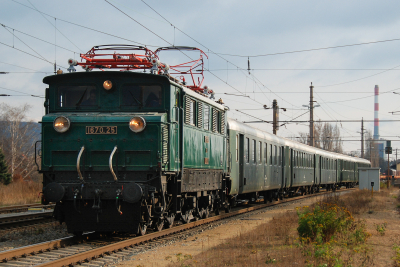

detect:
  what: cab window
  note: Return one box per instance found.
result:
[57,85,97,108]
[121,84,162,108]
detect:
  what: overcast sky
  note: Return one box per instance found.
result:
[1,0,400,156]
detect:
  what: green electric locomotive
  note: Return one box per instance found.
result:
[40,46,229,235]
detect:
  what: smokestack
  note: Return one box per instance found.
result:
[373,85,379,140]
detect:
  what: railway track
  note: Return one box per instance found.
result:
[0,188,354,267]
[0,211,55,231]
[0,204,55,215]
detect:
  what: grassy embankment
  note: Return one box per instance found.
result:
[170,186,400,267]
[0,181,41,206]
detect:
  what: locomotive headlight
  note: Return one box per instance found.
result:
[129,117,146,133]
[53,116,70,133]
[103,80,113,90]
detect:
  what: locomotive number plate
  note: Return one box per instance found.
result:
[86,126,117,134]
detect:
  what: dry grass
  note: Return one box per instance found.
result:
[168,211,306,267]
[167,188,400,267]
[0,181,42,206]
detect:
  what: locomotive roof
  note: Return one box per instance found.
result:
[43,70,171,84]
[227,118,371,165]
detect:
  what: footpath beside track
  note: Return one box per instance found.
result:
[0,188,354,267]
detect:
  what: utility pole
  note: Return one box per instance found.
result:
[273,99,279,135]
[361,117,364,158]
[309,82,314,147]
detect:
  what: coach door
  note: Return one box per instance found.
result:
[239,134,244,192]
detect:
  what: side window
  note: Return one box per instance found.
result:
[259,141,262,163]
[235,135,238,162]
[246,138,249,163]
[264,143,267,164]
[204,104,210,130]
[270,144,272,165]
[252,139,256,163]
[274,145,277,165]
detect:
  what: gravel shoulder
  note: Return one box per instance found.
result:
[117,194,331,267]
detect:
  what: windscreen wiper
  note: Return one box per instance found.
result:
[76,88,88,107]
[129,91,142,107]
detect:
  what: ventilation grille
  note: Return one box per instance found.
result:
[162,125,169,164]
[212,109,218,133]
[220,111,225,134]
[185,96,191,124]
[197,102,203,128]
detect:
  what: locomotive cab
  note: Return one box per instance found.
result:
[41,71,176,234]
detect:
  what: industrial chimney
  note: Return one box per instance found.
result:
[373,85,379,140]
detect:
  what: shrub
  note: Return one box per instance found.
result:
[297,204,354,244]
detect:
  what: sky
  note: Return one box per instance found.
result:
[1,0,400,157]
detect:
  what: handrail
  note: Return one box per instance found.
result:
[109,146,118,181]
[77,146,85,181]
[34,140,42,171]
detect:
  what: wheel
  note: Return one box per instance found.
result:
[214,208,220,215]
[155,219,164,231]
[181,210,192,224]
[165,214,175,228]
[138,223,147,236]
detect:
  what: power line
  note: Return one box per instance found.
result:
[139,0,301,108]
[0,86,44,98]
[26,0,83,53]
[316,64,400,88]
[0,40,62,67]
[0,23,79,54]
[207,68,400,71]
[2,25,48,62]
[210,37,400,58]
[10,0,158,48]
[105,0,266,106]
[0,60,50,73]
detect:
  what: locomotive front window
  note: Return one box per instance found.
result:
[121,85,162,108]
[57,85,97,108]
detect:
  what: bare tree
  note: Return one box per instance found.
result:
[0,104,38,181]
[298,122,343,153]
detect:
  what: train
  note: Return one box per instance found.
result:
[37,45,371,235]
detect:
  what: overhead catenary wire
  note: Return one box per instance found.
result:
[210,37,400,58]
[2,26,48,63]
[10,0,159,48]
[139,0,300,108]
[27,0,83,53]
[0,40,67,69]
[105,0,267,106]
[0,23,79,54]
[0,86,44,98]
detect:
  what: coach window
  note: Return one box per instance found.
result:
[204,104,209,130]
[252,140,256,163]
[274,145,277,165]
[259,141,262,163]
[246,138,249,163]
[264,143,268,164]
[270,144,273,166]
[235,135,239,162]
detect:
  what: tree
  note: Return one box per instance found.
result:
[297,121,343,153]
[0,103,39,182]
[0,148,11,184]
